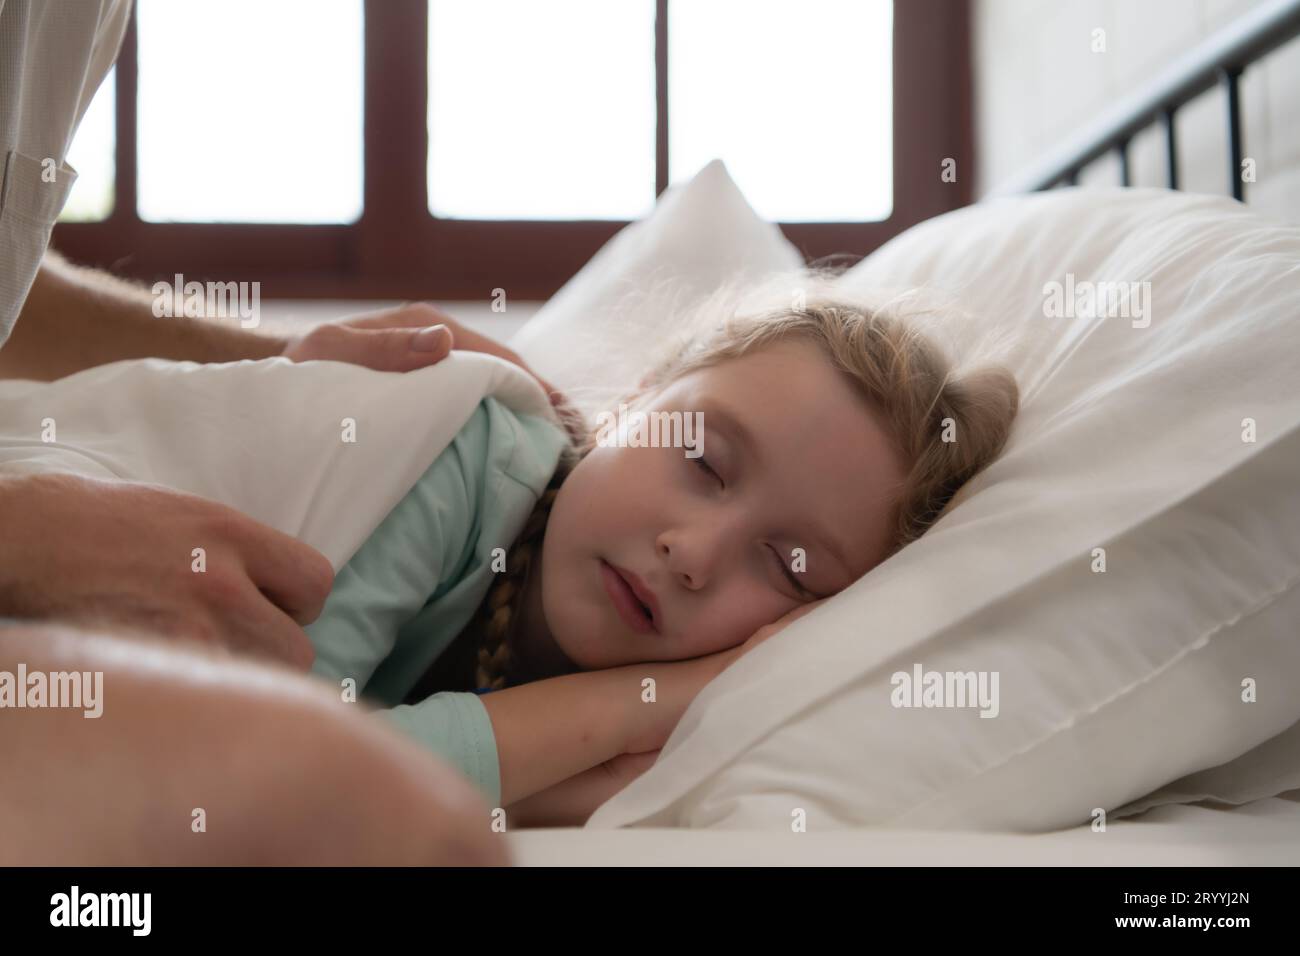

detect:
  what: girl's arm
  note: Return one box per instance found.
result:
[505,751,661,829]
[500,599,831,824]
[479,650,736,808]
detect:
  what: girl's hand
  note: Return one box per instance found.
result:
[622,649,739,754]
[505,749,663,829]
[623,602,830,755]
[601,748,662,785]
[731,598,830,660]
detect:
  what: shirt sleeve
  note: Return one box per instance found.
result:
[379,692,502,808]
[1,0,131,342]
[304,402,503,807]
[304,395,563,812]
[306,404,484,690]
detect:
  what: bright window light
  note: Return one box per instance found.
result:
[60,65,116,222]
[136,0,363,223]
[428,0,657,220]
[669,0,893,222]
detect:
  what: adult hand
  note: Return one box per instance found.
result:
[0,472,332,670]
[281,302,565,406]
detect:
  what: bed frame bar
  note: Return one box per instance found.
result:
[990,0,1300,201]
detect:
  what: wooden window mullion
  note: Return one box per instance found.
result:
[360,0,430,283]
[111,7,139,242]
[51,0,971,301]
[655,0,668,198]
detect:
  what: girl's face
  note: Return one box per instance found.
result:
[535,337,910,670]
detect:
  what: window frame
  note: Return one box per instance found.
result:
[51,0,972,301]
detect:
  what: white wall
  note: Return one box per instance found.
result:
[973,0,1300,221]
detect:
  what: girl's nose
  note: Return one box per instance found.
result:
[656,535,698,589]
[657,522,731,591]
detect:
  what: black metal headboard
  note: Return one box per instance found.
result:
[991,0,1300,202]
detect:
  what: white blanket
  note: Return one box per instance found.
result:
[0,352,558,569]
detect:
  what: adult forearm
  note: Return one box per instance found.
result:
[0,621,508,865]
[0,250,288,380]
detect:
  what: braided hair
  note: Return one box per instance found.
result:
[403,423,584,703]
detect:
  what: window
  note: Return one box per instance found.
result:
[53,0,971,301]
[669,0,893,222]
[135,0,363,223]
[428,0,656,220]
[61,66,116,222]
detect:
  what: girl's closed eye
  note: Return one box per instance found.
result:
[687,455,816,600]
[690,454,722,487]
[769,544,816,599]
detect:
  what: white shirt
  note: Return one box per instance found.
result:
[0,0,132,346]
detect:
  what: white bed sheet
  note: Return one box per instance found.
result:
[506,793,1300,865]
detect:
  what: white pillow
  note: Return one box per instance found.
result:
[1113,720,1300,818]
[509,159,802,415]
[571,186,1300,831]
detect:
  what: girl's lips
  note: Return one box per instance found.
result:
[600,560,657,635]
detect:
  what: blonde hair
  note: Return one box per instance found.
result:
[404,268,1020,699]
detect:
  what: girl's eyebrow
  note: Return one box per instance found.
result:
[702,399,853,579]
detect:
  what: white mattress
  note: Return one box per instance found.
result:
[507,793,1300,865]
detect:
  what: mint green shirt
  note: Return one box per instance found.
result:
[305,396,567,808]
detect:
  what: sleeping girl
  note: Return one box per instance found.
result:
[305,277,1019,827]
